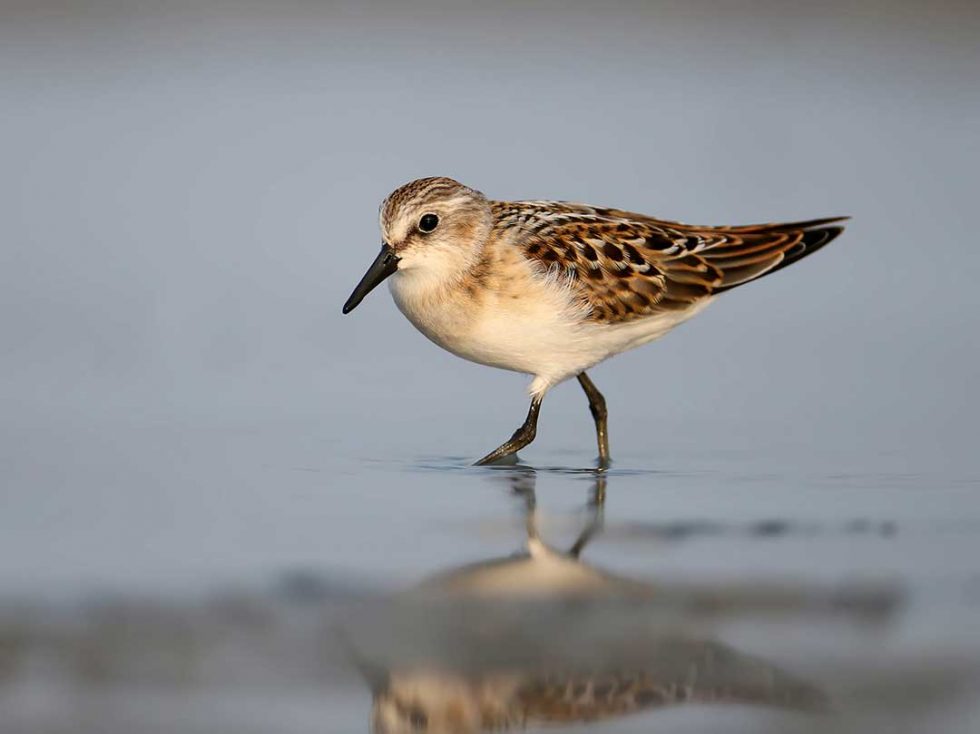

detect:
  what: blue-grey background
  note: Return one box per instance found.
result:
[1,2,979,732]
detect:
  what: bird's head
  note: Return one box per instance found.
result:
[343,177,492,313]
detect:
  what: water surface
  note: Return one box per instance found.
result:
[2,2,979,732]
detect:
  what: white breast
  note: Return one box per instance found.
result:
[388,265,589,389]
[389,264,712,399]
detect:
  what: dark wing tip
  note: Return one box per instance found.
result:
[785,222,847,264]
[724,216,851,233]
[712,220,848,294]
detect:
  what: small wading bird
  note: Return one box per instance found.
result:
[343,178,847,466]
[350,473,829,732]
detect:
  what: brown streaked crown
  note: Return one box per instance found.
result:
[380,177,490,249]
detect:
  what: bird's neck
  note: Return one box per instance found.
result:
[394,239,490,305]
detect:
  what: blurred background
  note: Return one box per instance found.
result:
[2,1,979,732]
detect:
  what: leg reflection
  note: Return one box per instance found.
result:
[492,467,608,559]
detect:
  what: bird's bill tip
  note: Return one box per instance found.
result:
[342,245,399,314]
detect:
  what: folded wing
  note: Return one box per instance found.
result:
[496,201,848,324]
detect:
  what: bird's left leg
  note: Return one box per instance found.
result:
[474,397,542,466]
[577,372,610,467]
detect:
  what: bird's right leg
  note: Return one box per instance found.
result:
[474,397,542,466]
[577,372,610,467]
[568,474,607,558]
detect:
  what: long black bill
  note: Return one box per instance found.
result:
[342,244,400,314]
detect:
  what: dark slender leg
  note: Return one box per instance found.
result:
[568,474,607,558]
[577,372,610,466]
[474,397,542,466]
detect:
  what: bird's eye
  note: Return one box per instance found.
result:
[418,213,439,233]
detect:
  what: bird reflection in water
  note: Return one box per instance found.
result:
[344,470,829,733]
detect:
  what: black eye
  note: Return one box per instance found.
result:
[418,213,439,233]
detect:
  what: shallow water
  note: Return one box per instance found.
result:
[3,2,980,732]
[2,412,978,733]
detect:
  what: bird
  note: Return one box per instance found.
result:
[342,177,847,466]
[347,471,828,733]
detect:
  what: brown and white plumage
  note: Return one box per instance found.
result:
[356,478,827,732]
[343,177,848,464]
[494,200,846,324]
[371,640,825,733]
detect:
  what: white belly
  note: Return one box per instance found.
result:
[389,270,712,397]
